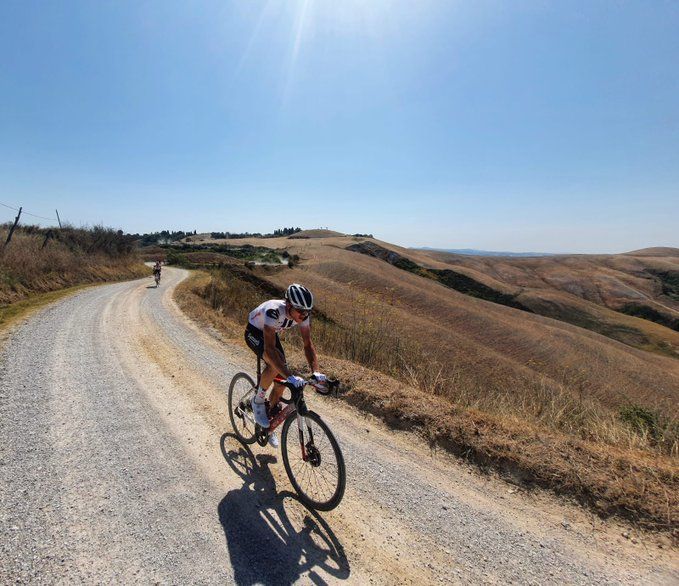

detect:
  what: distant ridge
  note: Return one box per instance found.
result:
[624,247,679,257]
[416,247,556,258]
[289,229,345,239]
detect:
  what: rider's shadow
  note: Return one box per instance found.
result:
[218,433,350,585]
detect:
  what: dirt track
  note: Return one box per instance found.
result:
[1,268,677,584]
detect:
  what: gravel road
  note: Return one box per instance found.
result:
[1,268,677,584]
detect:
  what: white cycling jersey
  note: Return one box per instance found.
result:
[248,299,310,333]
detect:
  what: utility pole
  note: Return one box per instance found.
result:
[56,209,62,229]
[4,206,22,247]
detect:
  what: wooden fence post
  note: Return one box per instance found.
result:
[4,207,22,247]
[42,229,54,249]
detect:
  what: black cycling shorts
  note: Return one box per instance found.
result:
[244,323,285,362]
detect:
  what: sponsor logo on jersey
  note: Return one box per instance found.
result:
[265,308,280,320]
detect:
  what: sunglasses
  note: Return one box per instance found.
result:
[293,307,311,319]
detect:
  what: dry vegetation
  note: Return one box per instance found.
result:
[171,235,678,534]
[416,246,679,354]
[0,225,146,309]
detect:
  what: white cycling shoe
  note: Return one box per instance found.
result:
[251,397,270,428]
[268,432,279,449]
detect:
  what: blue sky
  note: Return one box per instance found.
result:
[1,1,677,253]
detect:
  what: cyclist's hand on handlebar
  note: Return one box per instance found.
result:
[311,372,334,395]
[311,372,327,383]
[287,375,305,388]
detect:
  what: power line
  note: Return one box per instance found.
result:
[21,210,58,221]
[0,200,57,222]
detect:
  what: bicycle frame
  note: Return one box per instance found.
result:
[267,401,296,433]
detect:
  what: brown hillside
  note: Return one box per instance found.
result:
[288,229,345,239]
[214,235,679,415]
[410,247,679,355]
[624,247,679,257]
[174,236,679,530]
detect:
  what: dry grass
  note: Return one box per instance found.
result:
[337,367,678,534]
[0,225,147,307]
[265,271,679,438]
[175,266,678,533]
[418,247,679,351]
[181,240,679,453]
[300,290,678,458]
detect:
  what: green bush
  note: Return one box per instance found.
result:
[165,249,185,266]
[619,404,661,441]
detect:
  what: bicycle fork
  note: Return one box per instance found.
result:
[296,413,314,462]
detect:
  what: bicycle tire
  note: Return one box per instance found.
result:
[281,410,346,511]
[228,372,258,444]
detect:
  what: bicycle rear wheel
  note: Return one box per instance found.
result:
[281,410,346,511]
[228,372,258,444]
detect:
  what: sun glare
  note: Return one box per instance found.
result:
[233,0,419,98]
[280,0,407,99]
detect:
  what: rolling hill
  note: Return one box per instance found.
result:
[166,233,679,528]
[207,235,679,410]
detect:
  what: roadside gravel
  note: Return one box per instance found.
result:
[1,268,677,584]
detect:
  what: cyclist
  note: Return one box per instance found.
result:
[153,260,162,277]
[245,283,327,434]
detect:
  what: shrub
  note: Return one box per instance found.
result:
[165,249,184,266]
[620,404,661,441]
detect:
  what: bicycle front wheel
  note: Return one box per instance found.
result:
[228,372,258,444]
[281,410,346,511]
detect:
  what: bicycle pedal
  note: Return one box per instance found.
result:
[255,427,269,447]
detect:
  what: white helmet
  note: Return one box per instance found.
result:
[285,283,314,311]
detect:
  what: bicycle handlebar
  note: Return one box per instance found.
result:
[278,377,340,403]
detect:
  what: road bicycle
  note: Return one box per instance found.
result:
[154,271,161,287]
[227,356,346,511]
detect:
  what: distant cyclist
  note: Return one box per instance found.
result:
[245,284,327,434]
[153,260,162,286]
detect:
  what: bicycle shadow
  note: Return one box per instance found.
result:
[218,433,350,585]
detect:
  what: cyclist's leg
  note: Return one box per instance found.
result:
[269,380,287,407]
[259,362,277,393]
[245,325,287,403]
[244,325,274,427]
[266,336,288,407]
